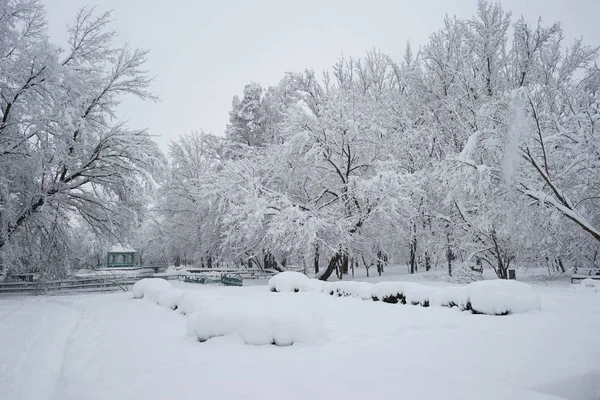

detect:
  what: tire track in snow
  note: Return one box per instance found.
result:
[0,303,24,322]
[0,298,84,400]
[49,298,88,400]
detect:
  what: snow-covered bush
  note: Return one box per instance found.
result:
[467,280,541,315]
[239,312,322,346]
[189,300,323,346]
[267,276,540,316]
[132,278,150,299]
[178,292,206,315]
[132,278,172,300]
[303,279,327,293]
[324,281,373,299]
[157,288,186,310]
[370,282,436,306]
[193,307,239,342]
[403,284,433,307]
[239,315,274,345]
[268,271,309,292]
[144,280,173,303]
[370,282,402,303]
[186,312,200,337]
[431,286,471,310]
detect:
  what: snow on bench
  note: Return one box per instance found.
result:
[579,278,600,288]
[571,267,600,283]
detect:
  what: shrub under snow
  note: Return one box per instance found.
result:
[132,278,172,300]
[157,288,186,310]
[193,307,239,342]
[189,300,323,346]
[466,280,541,315]
[324,281,374,300]
[145,279,173,303]
[178,292,206,315]
[431,286,471,310]
[268,271,310,292]
[267,272,541,315]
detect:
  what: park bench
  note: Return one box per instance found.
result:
[220,274,243,287]
[184,273,243,287]
[571,267,600,283]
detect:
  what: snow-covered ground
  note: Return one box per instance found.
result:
[1,275,599,400]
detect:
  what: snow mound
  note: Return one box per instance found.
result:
[431,286,471,310]
[370,282,435,305]
[193,306,241,342]
[190,300,323,346]
[239,311,322,346]
[157,288,186,310]
[580,278,600,288]
[324,281,373,299]
[178,292,206,315]
[403,283,434,306]
[268,271,309,292]
[303,278,327,293]
[185,312,200,337]
[467,280,541,315]
[131,278,172,301]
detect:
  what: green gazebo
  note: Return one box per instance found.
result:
[106,245,137,268]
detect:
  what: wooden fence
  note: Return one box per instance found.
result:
[0,268,277,295]
[0,274,182,295]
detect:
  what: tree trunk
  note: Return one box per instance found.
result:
[557,258,565,273]
[409,224,418,274]
[446,221,453,277]
[361,256,370,278]
[314,243,319,274]
[318,253,343,281]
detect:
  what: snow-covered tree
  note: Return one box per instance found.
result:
[0,2,164,279]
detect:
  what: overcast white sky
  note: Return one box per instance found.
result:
[42,0,600,152]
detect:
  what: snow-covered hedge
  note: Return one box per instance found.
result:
[268,272,541,315]
[157,288,186,310]
[268,271,310,292]
[324,281,373,300]
[132,278,323,346]
[178,292,206,315]
[189,305,322,346]
[431,287,471,310]
[132,278,172,300]
[192,307,239,342]
[467,280,541,315]
[369,282,434,306]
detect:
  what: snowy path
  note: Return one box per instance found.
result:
[1,283,599,400]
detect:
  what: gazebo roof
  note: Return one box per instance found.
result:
[109,244,136,253]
